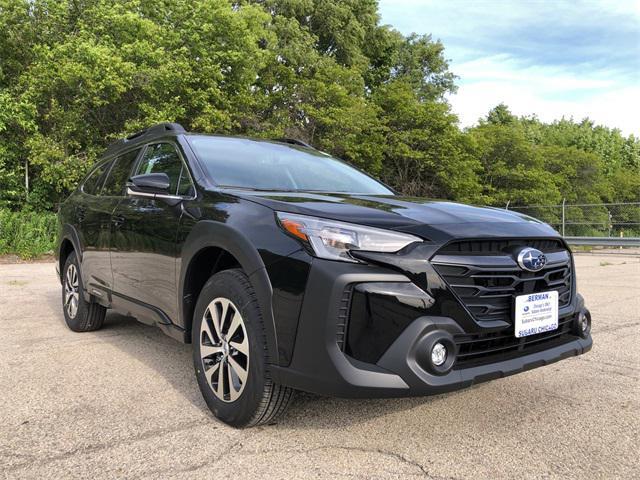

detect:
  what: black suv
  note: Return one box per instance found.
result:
[56,123,592,427]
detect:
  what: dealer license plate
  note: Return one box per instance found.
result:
[514,291,558,338]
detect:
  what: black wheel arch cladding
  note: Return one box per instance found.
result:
[179,220,280,363]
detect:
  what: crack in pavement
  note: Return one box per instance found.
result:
[150,444,461,480]
[592,321,640,335]
[2,419,208,473]
[576,356,640,379]
[132,430,263,480]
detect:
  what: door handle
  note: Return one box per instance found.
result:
[112,215,125,228]
[76,206,86,222]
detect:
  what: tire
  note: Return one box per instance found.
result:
[61,251,106,332]
[192,269,294,428]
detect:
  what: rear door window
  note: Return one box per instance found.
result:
[102,149,141,197]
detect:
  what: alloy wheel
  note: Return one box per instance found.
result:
[200,297,250,402]
[64,263,80,319]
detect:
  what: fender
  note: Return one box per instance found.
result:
[179,220,279,364]
[57,224,83,281]
[57,224,96,304]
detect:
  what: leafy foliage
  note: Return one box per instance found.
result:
[0,0,638,215]
[468,105,638,207]
[0,209,57,258]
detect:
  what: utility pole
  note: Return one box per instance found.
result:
[561,198,566,237]
[25,159,29,202]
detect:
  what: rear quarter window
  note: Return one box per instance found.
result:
[102,149,141,196]
[81,160,112,195]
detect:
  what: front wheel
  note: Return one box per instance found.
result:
[192,269,294,428]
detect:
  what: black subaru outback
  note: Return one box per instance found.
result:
[56,123,592,427]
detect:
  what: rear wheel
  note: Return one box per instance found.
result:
[192,269,294,428]
[61,251,106,332]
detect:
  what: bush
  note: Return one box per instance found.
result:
[0,209,57,259]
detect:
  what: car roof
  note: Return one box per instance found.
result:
[103,123,315,159]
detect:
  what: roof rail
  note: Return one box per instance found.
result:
[103,123,186,157]
[126,122,185,140]
[274,137,314,149]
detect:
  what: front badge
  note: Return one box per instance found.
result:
[517,247,547,272]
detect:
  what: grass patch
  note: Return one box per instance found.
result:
[0,209,57,259]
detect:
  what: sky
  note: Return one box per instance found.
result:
[378,0,640,135]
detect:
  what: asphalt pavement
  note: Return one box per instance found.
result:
[1,254,638,479]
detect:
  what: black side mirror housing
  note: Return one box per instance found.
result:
[128,173,171,194]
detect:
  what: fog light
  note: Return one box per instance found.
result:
[574,310,591,338]
[431,342,447,366]
[579,313,589,333]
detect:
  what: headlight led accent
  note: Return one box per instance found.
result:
[277,212,421,262]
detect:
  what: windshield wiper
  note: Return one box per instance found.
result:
[217,185,300,192]
[217,185,358,194]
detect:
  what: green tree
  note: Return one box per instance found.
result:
[467,112,561,206]
[540,145,610,204]
[475,105,639,206]
[1,0,636,215]
[1,0,271,208]
[375,81,482,201]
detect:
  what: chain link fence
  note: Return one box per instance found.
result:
[504,202,640,244]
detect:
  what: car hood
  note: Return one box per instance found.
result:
[228,191,560,242]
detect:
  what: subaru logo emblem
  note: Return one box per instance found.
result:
[517,247,547,272]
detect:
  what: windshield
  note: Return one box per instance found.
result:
[187,135,393,194]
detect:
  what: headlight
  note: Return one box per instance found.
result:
[276,212,421,262]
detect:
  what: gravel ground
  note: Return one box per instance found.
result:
[0,254,638,479]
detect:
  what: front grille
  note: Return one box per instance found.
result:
[438,238,565,255]
[432,239,572,324]
[432,238,577,367]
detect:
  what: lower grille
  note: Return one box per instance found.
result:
[336,285,353,351]
[454,315,577,368]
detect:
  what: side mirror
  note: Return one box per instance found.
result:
[128,173,171,195]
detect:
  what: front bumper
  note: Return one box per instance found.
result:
[270,258,592,398]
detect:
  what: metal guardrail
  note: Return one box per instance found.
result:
[501,202,640,247]
[565,236,640,247]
